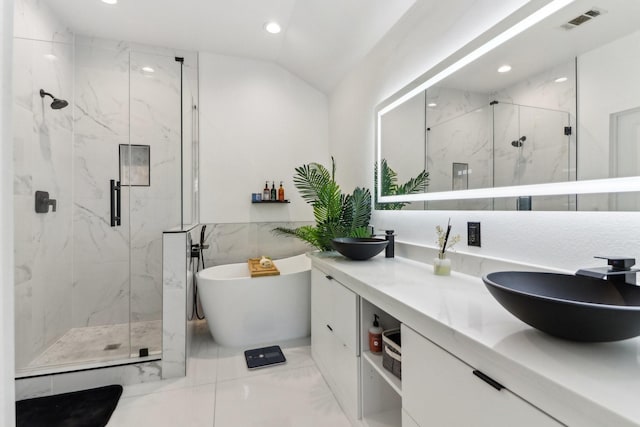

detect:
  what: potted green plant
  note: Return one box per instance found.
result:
[374,159,429,210]
[274,157,372,251]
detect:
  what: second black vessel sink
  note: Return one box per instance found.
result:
[331,237,388,261]
[483,271,640,342]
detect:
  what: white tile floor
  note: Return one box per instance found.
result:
[107,321,353,427]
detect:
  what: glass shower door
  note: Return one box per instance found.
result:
[128,51,183,358]
[72,41,134,365]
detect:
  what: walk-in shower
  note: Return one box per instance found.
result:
[13,35,199,376]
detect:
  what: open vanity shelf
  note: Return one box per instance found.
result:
[360,298,402,427]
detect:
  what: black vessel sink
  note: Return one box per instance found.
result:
[483,271,640,342]
[331,237,388,261]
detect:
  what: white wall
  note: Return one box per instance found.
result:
[577,30,640,211]
[1,0,15,423]
[329,0,640,272]
[199,52,329,224]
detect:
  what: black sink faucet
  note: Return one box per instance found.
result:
[576,256,639,285]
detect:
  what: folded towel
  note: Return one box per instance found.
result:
[259,256,273,268]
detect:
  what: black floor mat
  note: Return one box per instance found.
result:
[244,345,286,369]
[16,384,123,427]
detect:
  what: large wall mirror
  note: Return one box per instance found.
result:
[376,0,640,211]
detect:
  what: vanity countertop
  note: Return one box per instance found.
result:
[309,252,640,427]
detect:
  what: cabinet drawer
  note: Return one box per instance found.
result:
[311,268,359,354]
[331,277,358,353]
[402,325,561,427]
[311,268,331,320]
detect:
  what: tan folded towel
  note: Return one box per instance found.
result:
[259,256,273,268]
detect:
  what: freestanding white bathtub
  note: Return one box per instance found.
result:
[196,254,311,347]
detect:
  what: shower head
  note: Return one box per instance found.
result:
[39,89,69,110]
[511,135,526,147]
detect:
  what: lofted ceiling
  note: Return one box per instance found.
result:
[45,0,416,92]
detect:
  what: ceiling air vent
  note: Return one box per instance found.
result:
[561,8,605,30]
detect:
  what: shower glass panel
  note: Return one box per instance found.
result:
[492,103,573,210]
[128,51,183,357]
[13,36,195,375]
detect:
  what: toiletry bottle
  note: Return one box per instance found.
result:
[263,181,270,201]
[368,314,383,353]
[271,181,277,201]
[385,230,395,258]
[278,181,285,202]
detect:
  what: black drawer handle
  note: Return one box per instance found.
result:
[326,324,333,332]
[326,275,333,280]
[473,370,504,391]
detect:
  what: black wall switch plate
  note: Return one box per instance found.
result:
[467,222,481,247]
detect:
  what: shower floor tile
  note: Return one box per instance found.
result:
[28,320,162,369]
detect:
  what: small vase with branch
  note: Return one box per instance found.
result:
[434,219,460,276]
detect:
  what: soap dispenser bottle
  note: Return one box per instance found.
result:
[263,181,270,201]
[270,181,277,201]
[368,314,383,353]
[278,181,285,202]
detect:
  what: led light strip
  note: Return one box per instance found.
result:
[381,176,640,203]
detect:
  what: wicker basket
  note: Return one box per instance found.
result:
[382,328,401,379]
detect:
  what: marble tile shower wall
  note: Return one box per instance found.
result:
[201,222,315,267]
[13,0,76,370]
[426,86,492,210]
[13,36,74,369]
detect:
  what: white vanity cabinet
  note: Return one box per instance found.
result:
[401,325,562,427]
[310,268,360,422]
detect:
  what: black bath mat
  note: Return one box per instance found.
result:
[244,345,286,370]
[16,384,123,427]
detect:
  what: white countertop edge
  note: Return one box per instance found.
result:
[309,252,640,427]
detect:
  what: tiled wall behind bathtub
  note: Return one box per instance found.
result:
[201,222,315,267]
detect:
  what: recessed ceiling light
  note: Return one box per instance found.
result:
[554,76,568,83]
[497,65,512,73]
[265,22,281,34]
[427,102,437,107]
[43,53,57,61]
[142,66,155,73]
[102,0,117,4]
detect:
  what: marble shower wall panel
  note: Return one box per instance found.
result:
[201,222,315,267]
[73,40,131,328]
[162,232,188,379]
[491,60,577,183]
[130,51,182,322]
[424,87,492,210]
[425,86,490,128]
[13,37,74,369]
[13,0,73,43]
[425,90,492,210]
